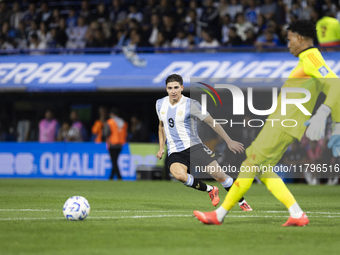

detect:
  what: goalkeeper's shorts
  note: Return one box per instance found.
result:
[245,124,295,168]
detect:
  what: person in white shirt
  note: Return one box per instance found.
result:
[171,30,189,48]
[156,74,252,210]
[234,13,253,41]
[198,30,220,48]
[66,16,88,49]
[29,33,46,55]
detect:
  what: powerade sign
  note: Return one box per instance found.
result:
[0,143,163,180]
[1,52,340,91]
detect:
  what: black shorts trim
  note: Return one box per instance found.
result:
[167,144,218,170]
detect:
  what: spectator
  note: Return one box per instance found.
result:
[66,9,77,28]
[93,29,109,48]
[39,110,59,142]
[322,0,337,16]
[146,13,160,46]
[254,14,266,36]
[243,28,256,46]
[37,22,51,45]
[142,0,157,25]
[94,3,109,24]
[0,34,14,50]
[129,115,149,143]
[174,0,186,25]
[171,30,189,48]
[114,22,128,47]
[109,0,127,24]
[244,0,260,25]
[225,27,243,46]
[125,29,143,48]
[10,2,23,30]
[57,122,70,142]
[158,0,173,18]
[234,13,253,41]
[188,0,203,20]
[13,21,28,49]
[221,14,232,44]
[92,106,108,142]
[199,0,219,36]
[255,29,279,48]
[187,32,199,48]
[68,110,87,142]
[29,33,47,54]
[199,29,220,47]
[38,2,52,26]
[127,4,143,23]
[102,22,114,47]
[102,107,128,180]
[1,21,10,39]
[56,18,68,48]
[0,2,11,27]
[48,28,58,48]
[49,8,61,29]
[27,21,39,42]
[66,16,88,49]
[162,14,176,42]
[310,6,321,23]
[227,0,243,21]
[16,113,31,142]
[154,30,170,48]
[260,0,277,21]
[22,3,38,29]
[275,0,287,24]
[185,9,198,36]
[218,0,229,18]
[78,0,93,25]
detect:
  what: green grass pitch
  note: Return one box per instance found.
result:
[0,179,339,255]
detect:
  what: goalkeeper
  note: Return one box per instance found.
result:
[194,20,340,226]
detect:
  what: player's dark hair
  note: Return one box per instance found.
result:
[165,74,183,86]
[286,20,316,39]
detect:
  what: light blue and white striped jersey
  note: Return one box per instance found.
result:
[156,95,210,155]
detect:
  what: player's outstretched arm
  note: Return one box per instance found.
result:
[156,121,165,159]
[203,116,244,154]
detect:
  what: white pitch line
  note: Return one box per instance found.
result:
[1,214,340,221]
[2,209,340,215]
[0,209,52,211]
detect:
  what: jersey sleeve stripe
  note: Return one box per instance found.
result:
[312,53,322,66]
[307,54,318,67]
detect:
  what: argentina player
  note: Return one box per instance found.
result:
[156,74,252,211]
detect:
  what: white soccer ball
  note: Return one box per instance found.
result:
[63,196,90,221]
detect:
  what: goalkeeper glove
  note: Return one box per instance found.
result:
[327,123,340,157]
[304,104,331,141]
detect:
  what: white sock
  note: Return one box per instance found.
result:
[238,199,245,205]
[206,185,213,192]
[215,206,228,222]
[220,177,233,189]
[288,202,303,219]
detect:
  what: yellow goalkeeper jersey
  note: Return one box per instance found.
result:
[268,47,340,140]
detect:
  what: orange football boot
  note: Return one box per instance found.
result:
[193,210,222,225]
[282,213,309,227]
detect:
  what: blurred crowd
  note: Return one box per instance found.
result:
[0,108,150,143]
[0,0,339,51]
